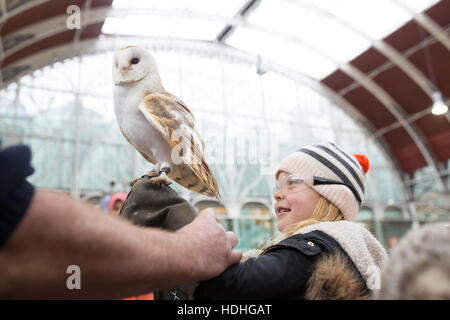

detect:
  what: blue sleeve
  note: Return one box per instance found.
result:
[0,145,35,249]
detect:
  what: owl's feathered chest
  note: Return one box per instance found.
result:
[114,86,167,160]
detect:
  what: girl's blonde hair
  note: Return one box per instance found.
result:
[266,196,344,247]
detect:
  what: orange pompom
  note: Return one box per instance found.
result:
[354,154,370,174]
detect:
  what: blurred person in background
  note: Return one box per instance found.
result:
[100,194,111,213]
[375,223,450,300]
[108,192,127,217]
[387,237,399,254]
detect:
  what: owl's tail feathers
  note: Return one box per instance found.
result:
[196,158,221,201]
[171,161,221,201]
[199,183,221,201]
[211,188,221,202]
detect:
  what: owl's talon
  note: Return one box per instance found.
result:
[142,170,161,179]
[151,177,172,186]
[151,172,172,186]
[131,171,160,186]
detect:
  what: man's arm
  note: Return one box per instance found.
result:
[0,189,241,299]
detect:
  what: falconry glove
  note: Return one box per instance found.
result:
[119,173,198,300]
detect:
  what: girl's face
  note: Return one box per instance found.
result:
[273,171,321,232]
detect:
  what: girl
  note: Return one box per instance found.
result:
[194,142,387,300]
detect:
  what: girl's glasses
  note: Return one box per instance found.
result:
[274,173,360,202]
[273,174,313,197]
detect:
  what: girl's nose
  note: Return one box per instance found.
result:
[274,190,285,201]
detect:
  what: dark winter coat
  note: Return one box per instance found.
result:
[194,230,371,300]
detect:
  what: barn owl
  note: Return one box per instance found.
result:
[113,46,220,200]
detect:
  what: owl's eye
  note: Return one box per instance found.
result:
[131,58,139,65]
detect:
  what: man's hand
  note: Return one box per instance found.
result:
[175,208,242,281]
[119,176,241,299]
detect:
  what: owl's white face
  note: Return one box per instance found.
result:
[113,46,157,85]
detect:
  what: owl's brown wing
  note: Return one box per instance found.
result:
[138,92,220,200]
[165,92,205,150]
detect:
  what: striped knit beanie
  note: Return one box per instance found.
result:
[275,142,369,221]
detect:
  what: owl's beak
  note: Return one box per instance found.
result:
[114,67,131,85]
[121,66,131,74]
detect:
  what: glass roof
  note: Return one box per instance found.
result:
[1,0,447,250]
[111,0,246,17]
[0,50,405,205]
[102,0,440,80]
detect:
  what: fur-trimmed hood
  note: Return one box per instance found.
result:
[294,221,388,290]
[242,221,387,300]
[305,251,372,299]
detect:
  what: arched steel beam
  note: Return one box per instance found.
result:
[0,35,413,203]
[0,0,52,25]
[0,1,6,19]
[336,27,450,125]
[0,6,445,191]
[282,0,446,191]
[1,6,112,61]
[73,0,93,45]
[391,0,450,124]
[190,196,221,208]
[241,199,271,209]
[2,7,444,180]
[216,0,261,42]
[284,0,440,98]
[392,0,450,52]
[374,106,435,137]
[340,62,446,191]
